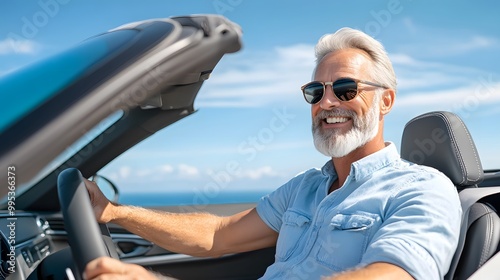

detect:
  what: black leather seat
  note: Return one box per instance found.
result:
[401,111,500,280]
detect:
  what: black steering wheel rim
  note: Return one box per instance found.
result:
[57,168,109,279]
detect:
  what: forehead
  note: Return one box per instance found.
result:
[314,48,373,80]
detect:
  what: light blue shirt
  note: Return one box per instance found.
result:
[256,143,462,280]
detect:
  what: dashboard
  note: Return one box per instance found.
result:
[0,211,163,280]
[0,212,61,280]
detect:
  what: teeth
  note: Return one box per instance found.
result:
[326,117,349,124]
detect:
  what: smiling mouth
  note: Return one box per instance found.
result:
[325,116,350,124]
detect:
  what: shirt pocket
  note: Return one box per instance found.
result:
[275,210,311,262]
[316,212,380,270]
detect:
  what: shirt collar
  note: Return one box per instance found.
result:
[320,142,400,181]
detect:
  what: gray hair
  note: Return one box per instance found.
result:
[314,27,397,92]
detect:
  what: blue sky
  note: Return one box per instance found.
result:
[1,1,500,197]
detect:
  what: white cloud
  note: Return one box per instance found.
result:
[454,36,498,53]
[389,52,500,112]
[120,164,174,178]
[178,164,200,177]
[119,166,131,179]
[235,166,279,180]
[136,169,153,177]
[105,163,200,186]
[425,35,500,56]
[0,38,38,55]
[161,164,174,173]
[389,53,487,89]
[389,53,417,65]
[394,24,500,57]
[402,17,417,35]
[397,81,500,110]
[198,44,315,108]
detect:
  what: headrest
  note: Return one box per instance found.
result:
[401,111,483,187]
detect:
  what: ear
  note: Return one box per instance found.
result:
[379,89,395,115]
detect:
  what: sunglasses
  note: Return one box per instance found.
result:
[301,78,388,104]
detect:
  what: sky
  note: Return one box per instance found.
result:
[1,1,500,198]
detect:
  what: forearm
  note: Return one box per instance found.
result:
[322,263,413,280]
[109,204,224,257]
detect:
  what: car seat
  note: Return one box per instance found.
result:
[400,111,500,280]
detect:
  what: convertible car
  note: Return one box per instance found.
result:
[1,14,500,280]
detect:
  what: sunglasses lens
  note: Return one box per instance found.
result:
[332,79,358,101]
[303,82,324,104]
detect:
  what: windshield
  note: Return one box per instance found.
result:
[0,111,122,203]
[0,30,137,134]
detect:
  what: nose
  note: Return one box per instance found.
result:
[318,84,341,110]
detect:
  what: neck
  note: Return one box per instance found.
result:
[329,134,386,192]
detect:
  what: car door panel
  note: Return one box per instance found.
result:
[42,201,276,279]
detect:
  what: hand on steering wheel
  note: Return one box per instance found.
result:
[83,178,116,224]
[57,168,113,280]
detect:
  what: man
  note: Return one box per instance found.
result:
[84,27,461,279]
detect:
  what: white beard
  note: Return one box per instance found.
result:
[312,94,380,158]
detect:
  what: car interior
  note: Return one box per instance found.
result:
[401,111,500,280]
[1,14,500,280]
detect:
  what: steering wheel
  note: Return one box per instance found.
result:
[57,168,111,279]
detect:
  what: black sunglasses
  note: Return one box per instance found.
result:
[301,78,388,104]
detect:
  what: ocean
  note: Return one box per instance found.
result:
[118,190,270,207]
